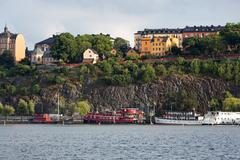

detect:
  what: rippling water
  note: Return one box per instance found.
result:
[0,125,240,160]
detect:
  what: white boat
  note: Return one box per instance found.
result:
[202,111,240,125]
[154,111,203,125]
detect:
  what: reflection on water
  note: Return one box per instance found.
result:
[0,125,240,160]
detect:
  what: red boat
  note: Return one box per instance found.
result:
[83,108,145,124]
[32,114,52,123]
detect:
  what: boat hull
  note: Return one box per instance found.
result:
[155,117,202,125]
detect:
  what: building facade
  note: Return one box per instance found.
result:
[134,25,224,55]
[0,25,26,62]
[182,25,223,39]
[31,37,57,64]
[140,36,173,56]
[82,48,99,64]
[134,28,182,51]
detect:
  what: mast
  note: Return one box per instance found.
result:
[57,92,60,116]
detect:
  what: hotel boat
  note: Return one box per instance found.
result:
[202,111,240,125]
[83,108,145,124]
[154,111,203,125]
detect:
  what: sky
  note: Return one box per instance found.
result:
[0,0,240,49]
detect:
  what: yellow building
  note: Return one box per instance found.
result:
[134,28,182,51]
[139,36,178,56]
[0,25,26,62]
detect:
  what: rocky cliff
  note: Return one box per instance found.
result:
[1,74,239,115]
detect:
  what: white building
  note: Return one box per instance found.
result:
[82,49,99,64]
[31,48,44,64]
[31,37,57,65]
[202,111,240,125]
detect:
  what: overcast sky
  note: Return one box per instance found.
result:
[1,0,240,49]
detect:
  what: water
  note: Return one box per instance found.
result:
[0,125,240,160]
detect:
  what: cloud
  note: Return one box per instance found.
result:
[0,0,240,49]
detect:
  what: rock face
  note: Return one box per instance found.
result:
[1,75,239,114]
[83,75,232,114]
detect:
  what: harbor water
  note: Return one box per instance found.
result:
[0,125,240,160]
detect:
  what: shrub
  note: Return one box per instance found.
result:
[54,76,66,84]
[32,84,41,94]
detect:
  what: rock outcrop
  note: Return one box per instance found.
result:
[1,75,239,114]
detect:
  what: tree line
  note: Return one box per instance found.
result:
[51,33,129,63]
[181,23,240,56]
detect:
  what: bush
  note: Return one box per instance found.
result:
[111,74,132,86]
[155,64,167,76]
[54,76,66,84]
[32,84,41,94]
[140,64,156,83]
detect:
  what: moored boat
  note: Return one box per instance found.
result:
[202,111,240,125]
[155,111,203,125]
[83,108,145,124]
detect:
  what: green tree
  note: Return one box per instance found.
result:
[155,64,167,76]
[0,103,3,114]
[75,34,93,59]
[171,46,182,56]
[32,84,41,94]
[18,99,29,118]
[70,101,91,116]
[234,61,240,84]
[209,98,220,111]
[223,97,240,111]
[2,105,15,120]
[100,61,112,75]
[28,100,35,116]
[190,59,200,74]
[92,34,113,57]
[225,91,233,98]
[111,74,132,86]
[79,65,90,74]
[54,75,66,84]
[221,23,240,52]
[0,50,15,67]
[51,33,78,63]
[141,65,156,83]
[113,37,130,57]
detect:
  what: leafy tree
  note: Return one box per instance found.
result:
[114,37,130,57]
[223,97,240,111]
[0,50,15,67]
[190,59,200,74]
[233,61,240,84]
[141,65,156,83]
[100,61,112,75]
[54,75,66,84]
[28,100,35,116]
[0,103,3,114]
[111,74,132,86]
[18,99,29,118]
[75,34,93,59]
[70,101,91,116]
[171,46,182,56]
[2,105,15,120]
[32,84,41,94]
[51,33,78,63]
[92,34,113,57]
[79,65,90,75]
[221,23,240,52]
[20,58,31,65]
[225,91,233,98]
[209,98,220,111]
[155,64,167,76]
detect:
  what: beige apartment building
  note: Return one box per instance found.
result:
[0,25,26,62]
